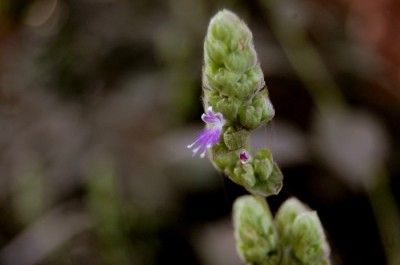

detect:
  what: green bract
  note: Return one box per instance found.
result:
[203,9,281,196]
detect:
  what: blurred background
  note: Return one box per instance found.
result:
[0,0,399,264]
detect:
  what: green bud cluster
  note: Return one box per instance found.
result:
[276,198,331,265]
[203,10,282,196]
[199,10,332,265]
[233,195,280,265]
[233,196,331,265]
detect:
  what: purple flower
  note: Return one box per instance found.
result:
[187,107,225,158]
[239,150,250,164]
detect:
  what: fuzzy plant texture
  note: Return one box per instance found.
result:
[234,195,331,265]
[188,9,282,196]
[188,10,331,265]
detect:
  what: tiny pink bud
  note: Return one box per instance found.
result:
[239,150,250,164]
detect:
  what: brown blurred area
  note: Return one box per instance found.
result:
[0,0,399,265]
[342,0,400,92]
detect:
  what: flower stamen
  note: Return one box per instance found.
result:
[187,107,225,158]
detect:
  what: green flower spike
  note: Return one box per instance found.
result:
[233,196,331,265]
[275,198,331,265]
[233,195,280,265]
[195,9,282,196]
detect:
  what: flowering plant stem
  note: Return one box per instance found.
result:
[189,9,282,197]
[190,9,332,265]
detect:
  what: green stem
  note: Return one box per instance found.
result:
[365,169,400,265]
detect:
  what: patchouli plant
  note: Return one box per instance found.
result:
[188,9,331,265]
[188,9,282,196]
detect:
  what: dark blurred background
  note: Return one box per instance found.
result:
[0,0,399,264]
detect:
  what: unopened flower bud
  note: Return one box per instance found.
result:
[275,198,309,244]
[232,163,256,188]
[291,212,331,265]
[253,149,274,181]
[254,92,275,123]
[239,105,263,129]
[211,142,238,171]
[215,96,241,122]
[223,127,249,150]
[204,37,228,64]
[239,150,250,164]
[252,162,283,196]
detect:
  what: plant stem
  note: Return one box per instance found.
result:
[365,169,400,265]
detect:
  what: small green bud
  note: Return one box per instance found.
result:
[204,90,241,121]
[275,198,309,245]
[209,10,243,43]
[248,66,266,90]
[253,92,275,123]
[223,149,283,196]
[253,149,274,181]
[223,126,249,150]
[204,37,228,64]
[232,163,256,188]
[239,92,275,129]
[239,105,263,129]
[211,142,238,171]
[233,195,280,265]
[275,198,331,265]
[291,212,331,265]
[215,96,241,121]
[224,49,257,73]
[252,162,283,197]
[206,68,239,94]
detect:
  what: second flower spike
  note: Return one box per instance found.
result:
[233,195,331,265]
